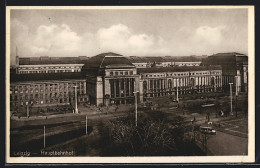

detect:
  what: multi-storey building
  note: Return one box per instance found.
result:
[83,53,222,106]
[10,73,87,112]
[11,52,238,111]
[202,52,248,92]
[127,56,202,68]
[138,66,222,101]
[15,56,88,74]
[83,53,139,106]
[16,64,84,74]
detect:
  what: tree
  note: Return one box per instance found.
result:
[97,113,193,156]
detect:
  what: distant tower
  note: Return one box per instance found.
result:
[15,46,19,66]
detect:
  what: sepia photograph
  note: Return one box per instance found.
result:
[5,6,255,163]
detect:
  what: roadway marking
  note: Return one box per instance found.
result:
[221,118,248,135]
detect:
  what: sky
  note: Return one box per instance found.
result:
[10,8,248,65]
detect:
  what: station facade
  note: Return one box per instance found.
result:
[138,66,222,101]
[83,53,222,106]
[11,52,248,111]
[202,52,248,92]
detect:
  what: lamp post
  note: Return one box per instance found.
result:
[235,76,238,96]
[73,86,78,114]
[235,76,239,118]
[133,91,139,127]
[176,79,179,103]
[229,83,233,115]
[26,104,29,118]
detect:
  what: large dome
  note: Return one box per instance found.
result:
[84,52,135,69]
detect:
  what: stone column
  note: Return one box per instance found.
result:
[124,78,126,98]
[128,78,131,96]
[114,79,117,98]
[119,79,122,98]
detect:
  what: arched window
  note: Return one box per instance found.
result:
[190,78,195,87]
[143,81,147,92]
[168,79,172,88]
[211,77,215,86]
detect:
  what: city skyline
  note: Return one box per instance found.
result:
[10,7,248,65]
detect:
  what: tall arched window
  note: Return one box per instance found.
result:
[211,77,215,86]
[168,79,172,88]
[143,81,147,92]
[190,78,195,87]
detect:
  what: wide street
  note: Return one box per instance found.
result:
[144,92,248,156]
[10,91,248,156]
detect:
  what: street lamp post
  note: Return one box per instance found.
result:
[73,86,78,114]
[26,104,29,118]
[235,76,238,96]
[234,76,239,117]
[229,83,233,115]
[176,79,179,103]
[133,91,139,127]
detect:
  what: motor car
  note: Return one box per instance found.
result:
[199,126,216,135]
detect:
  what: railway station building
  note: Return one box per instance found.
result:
[202,52,248,92]
[83,52,222,106]
[10,52,227,111]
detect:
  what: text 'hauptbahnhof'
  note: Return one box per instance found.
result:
[10,52,248,114]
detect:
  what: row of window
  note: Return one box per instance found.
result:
[11,82,85,89]
[11,97,88,109]
[143,71,221,78]
[11,88,86,95]
[19,66,82,70]
[18,69,81,74]
[10,91,86,101]
[109,71,134,76]
[10,82,86,94]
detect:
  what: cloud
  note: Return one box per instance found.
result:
[11,22,246,64]
[32,24,81,55]
[11,23,170,61]
[97,24,131,50]
[164,25,230,56]
[96,24,169,55]
[192,26,226,45]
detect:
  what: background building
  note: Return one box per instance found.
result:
[202,52,248,92]
[12,52,248,111]
[15,56,88,74]
[127,56,203,68]
[83,52,139,106]
[138,66,222,101]
[83,53,222,106]
[10,73,87,112]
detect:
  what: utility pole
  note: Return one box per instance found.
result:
[235,76,238,118]
[133,91,139,127]
[86,115,88,135]
[43,125,46,148]
[235,76,238,96]
[176,79,179,103]
[26,104,29,118]
[229,83,233,115]
[73,86,78,114]
[204,133,207,155]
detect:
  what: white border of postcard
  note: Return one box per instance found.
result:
[6,6,255,163]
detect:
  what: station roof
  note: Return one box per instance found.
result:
[127,56,204,63]
[84,52,135,69]
[137,65,221,74]
[202,52,248,66]
[18,56,89,65]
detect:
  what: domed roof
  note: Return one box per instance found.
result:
[84,52,135,69]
